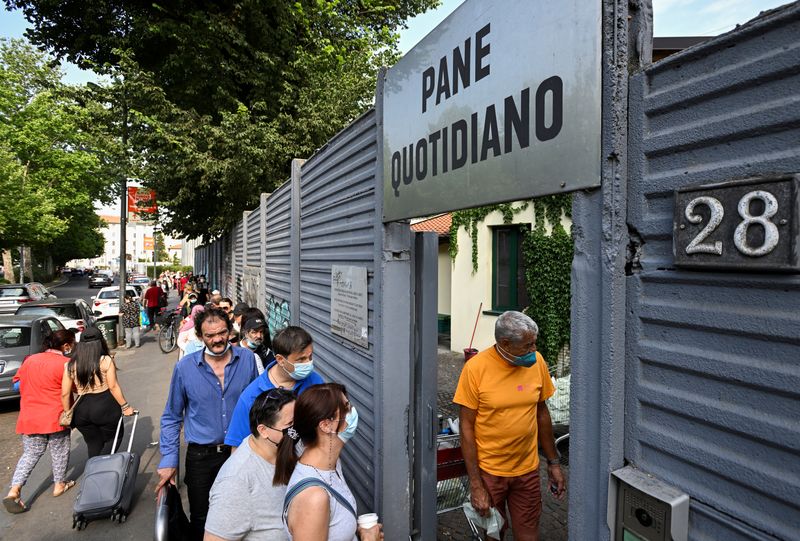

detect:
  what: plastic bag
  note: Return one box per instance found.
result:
[140,308,150,327]
[463,503,504,540]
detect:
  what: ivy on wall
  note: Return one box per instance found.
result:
[449,202,529,273]
[522,194,573,366]
[448,194,573,366]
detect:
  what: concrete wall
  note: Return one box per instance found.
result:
[436,242,451,316]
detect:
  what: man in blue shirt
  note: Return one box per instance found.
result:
[155,307,258,541]
[224,325,324,448]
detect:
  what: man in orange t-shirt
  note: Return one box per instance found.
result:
[454,311,565,541]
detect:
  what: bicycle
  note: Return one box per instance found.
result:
[158,309,182,354]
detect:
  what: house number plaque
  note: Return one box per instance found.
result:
[673,175,800,272]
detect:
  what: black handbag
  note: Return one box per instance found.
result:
[155,483,190,541]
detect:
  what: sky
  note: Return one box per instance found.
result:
[1,0,789,213]
[2,0,791,82]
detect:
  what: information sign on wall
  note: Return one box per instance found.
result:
[382,0,601,222]
[331,265,369,348]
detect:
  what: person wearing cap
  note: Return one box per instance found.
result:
[224,326,324,449]
[240,317,275,375]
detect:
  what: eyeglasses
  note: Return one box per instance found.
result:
[220,306,231,312]
[263,387,296,401]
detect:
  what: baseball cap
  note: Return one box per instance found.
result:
[233,302,249,316]
[243,318,268,332]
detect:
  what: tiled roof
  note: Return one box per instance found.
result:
[410,213,452,236]
[100,214,121,224]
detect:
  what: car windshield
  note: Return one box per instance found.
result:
[98,290,120,299]
[17,305,80,319]
[0,288,26,297]
[0,326,31,348]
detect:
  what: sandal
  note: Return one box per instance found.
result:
[53,480,76,497]
[3,496,27,514]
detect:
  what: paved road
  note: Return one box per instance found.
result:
[0,289,180,540]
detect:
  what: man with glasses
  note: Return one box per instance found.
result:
[224,326,323,449]
[218,298,234,318]
[454,311,564,541]
[156,307,258,541]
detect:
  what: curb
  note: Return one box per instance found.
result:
[46,277,70,289]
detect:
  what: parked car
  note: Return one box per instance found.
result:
[130,276,152,286]
[0,314,65,402]
[91,285,140,319]
[127,284,145,298]
[0,283,57,315]
[15,298,96,340]
[88,270,114,288]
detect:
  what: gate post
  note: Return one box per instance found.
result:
[290,159,304,326]
[568,1,651,540]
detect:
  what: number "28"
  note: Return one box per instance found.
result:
[684,191,781,257]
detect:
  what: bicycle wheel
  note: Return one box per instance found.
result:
[158,325,177,354]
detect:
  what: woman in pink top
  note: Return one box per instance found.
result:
[3,330,77,514]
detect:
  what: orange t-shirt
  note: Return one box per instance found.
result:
[453,345,555,477]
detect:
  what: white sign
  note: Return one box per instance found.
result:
[382,0,602,221]
[331,265,369,348]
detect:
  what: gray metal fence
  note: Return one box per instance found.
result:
[189,101,414,535]
[626,5,800,539]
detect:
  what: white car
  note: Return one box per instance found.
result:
[91,285,140,319]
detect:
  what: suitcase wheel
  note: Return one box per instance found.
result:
[119,513,127,524]
[73,518,87,531]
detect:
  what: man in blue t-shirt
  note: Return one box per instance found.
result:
[224,325,324,448]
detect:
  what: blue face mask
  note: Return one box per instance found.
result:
[496,344,538,368]
[282,359,314,380]
[338,406,358,443]
[205,342,231,357]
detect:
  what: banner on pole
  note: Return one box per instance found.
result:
[127,187,157,221]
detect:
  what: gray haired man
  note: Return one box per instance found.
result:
[453,310,565,541]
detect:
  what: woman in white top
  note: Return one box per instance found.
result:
[275,383,383,541]
[61,327,134,458]
[204,388,296,541]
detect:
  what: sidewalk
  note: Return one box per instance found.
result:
[0,324,176,539]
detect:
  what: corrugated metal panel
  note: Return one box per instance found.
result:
[194,245,207,276]
[246,207,262,267]
[627,6,800,540]
[299,109,379,510]
[233,220,244,302]
[265,180,293,336]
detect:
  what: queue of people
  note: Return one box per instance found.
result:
[3,281,561,541]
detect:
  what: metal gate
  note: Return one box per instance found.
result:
[625,5,800,540]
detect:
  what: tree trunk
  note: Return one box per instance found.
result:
[23,246,34,282]
[2,249,13,281]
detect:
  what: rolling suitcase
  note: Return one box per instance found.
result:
[73,411,140,530]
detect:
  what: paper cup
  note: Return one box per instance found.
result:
[357,513,378,529]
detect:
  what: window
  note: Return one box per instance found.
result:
[492,226,531,312]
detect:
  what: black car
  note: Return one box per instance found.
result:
[0,315,65,402]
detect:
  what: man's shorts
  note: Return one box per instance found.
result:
[480,468,542,540]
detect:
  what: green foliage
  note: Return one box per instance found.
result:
[522,194,573,365]
[449,202,529,273]
[0,38,112,263]
[6,0,440,240]
[143,264,192,275]
[447,194,573,366]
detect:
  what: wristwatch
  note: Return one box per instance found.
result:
[546,456,561,466]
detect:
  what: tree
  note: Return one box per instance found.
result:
[5,0,440,240]
[0,38,114,265]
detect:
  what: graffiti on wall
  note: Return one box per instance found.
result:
[267,294,291,337]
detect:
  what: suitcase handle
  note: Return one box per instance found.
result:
[111,410,140,454]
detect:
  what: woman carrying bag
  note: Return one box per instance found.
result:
[120,291,143,348]
[61,327,135,458]
[4,330,77,514]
